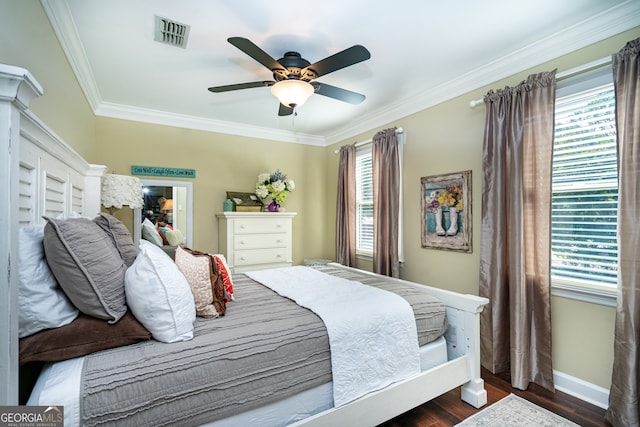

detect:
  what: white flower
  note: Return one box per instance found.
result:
[286,179,295,191]
[255,184,269,198]
[255,170,294,204]
[271,180,285,192]
[258,173,270,184]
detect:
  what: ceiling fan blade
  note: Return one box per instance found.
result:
[278,103,294,116]
[208,81,273,93]
[312,82,365,104]
[304,45,370,78]
[227,37,284,72]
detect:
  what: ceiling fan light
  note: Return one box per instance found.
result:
[271,80,314,108]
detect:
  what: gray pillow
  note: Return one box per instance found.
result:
[93,213,137,267]
[43,217,127,323]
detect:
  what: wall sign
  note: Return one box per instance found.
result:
[131,165,196,178]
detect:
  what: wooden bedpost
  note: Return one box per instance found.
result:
[0,64,43,405]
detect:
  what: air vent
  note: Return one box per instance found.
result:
[154,15,190,48]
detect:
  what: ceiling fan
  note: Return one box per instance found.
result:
[208,37,371,116]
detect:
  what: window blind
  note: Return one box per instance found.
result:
[356,148,373,253]
[551,84,618,288]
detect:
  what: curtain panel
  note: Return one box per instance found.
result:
[372,127,400,278]
[606,37,640,427]
[479,70,556,391]
[336,144,356,266]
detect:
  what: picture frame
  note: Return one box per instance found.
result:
[420,170,472,253]
[226,191,263,212]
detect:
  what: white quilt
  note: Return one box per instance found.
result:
[246,266,420,407]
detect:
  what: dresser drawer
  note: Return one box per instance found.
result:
[234,233,288,250]
[233,218,289,234]
[234,249,291,266]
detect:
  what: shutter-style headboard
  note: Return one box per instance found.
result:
[0,64,105,404]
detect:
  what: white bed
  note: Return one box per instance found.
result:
[1,64,489,426]
[28,336,448,427]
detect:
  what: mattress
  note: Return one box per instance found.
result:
[29,336,448,427]
[28,266,448,426]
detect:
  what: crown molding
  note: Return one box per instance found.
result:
[41,0,102,111]
[95,102,327,146]
[324,0,640,145]
[43,0,639,147]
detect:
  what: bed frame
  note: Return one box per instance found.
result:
[0,64,105,404]
[0,64,489,425]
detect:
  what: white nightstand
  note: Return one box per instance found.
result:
[216,212,297,273]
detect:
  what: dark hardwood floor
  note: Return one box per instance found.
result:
[378,368,610,427]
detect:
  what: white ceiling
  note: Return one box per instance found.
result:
[42,0,639,146]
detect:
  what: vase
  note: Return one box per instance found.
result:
[447,207,458,236]
[434,207,445,236]
[268,200,280,212]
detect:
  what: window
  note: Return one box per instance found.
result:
[356,146,373,256]
[551,66,618,306]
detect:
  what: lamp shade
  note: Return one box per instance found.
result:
[161,199,174,212]
[271,80,314,108]
[101,174,144,210]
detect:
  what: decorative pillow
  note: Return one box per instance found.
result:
[19,312,151,366]
[93,213,137,267]
[43,217,127,323]
[165,229,185,246]
[18,225,79,338]
[158,226,172,245]
[212,254,235,302]
[141,217,163,247]
[125,240,195,343]
[175,246,226,318]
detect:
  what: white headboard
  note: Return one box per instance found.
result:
[0,64,105,404]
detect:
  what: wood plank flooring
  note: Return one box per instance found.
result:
[378,368,610,427]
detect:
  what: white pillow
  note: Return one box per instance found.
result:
[18,225,79,338]
[165,228,185,246]
[125,240,195,343]
[141,217,163,247]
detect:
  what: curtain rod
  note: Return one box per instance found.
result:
[333,127,404,154]
[468,56,612,108]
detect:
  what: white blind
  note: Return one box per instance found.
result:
[356,148,373,253]
[551,83,618,288]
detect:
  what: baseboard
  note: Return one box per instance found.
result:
[553,370,610,409]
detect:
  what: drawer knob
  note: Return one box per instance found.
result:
[240,256,246,261]
[240,225,245,229]
[276,254,282,258]
[277,239,283,243]
[239,241,245,245]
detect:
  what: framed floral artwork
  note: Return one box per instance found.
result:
[421,170,472,252]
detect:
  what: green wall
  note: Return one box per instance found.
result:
[324,28,639,389]
[93,117,328,261]
[3,0,638,394]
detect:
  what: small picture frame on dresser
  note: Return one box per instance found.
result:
[226,192,263,212]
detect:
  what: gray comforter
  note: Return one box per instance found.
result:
[80,265,446,426]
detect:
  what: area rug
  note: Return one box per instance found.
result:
[455,394,580,426]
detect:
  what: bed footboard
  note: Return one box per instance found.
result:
[297,264,490,425]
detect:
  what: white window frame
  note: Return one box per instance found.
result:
[551,63,617,307]
[354,135,405,262]
[355,145,374,258]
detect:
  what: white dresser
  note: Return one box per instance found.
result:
[216,212,297,273]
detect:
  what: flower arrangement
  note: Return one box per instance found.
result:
[255,170,295,205]
[425,183,463,212]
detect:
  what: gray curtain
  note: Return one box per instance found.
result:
[479,70,556,391]
[336,144,356,266]
[372,127,400,278]
[606,37,640,427]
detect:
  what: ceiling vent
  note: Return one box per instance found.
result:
[154,15,190,48]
